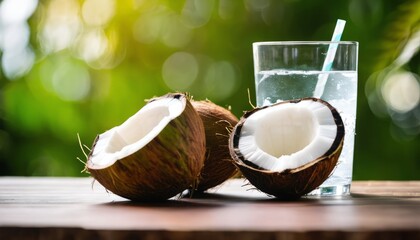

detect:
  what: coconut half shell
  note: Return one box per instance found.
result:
[229,98,345,199]
[86,93,206,201]
[192,100,239,192]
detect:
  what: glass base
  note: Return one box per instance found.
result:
[306,184,351,197]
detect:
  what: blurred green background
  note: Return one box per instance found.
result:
[0,0,419,179]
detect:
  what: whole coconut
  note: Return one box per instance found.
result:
[192,100,239,192]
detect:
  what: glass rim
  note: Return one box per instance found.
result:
[253,41,358,46]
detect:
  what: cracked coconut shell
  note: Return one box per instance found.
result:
[229,98,345,199]
[86,93,206,201]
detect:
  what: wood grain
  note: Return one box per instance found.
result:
[1,177,419,239]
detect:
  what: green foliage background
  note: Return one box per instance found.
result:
[0,0,419,179]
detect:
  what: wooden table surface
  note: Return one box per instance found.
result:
[0,177,419,240]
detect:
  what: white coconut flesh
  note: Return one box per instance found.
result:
[88,96,185,169]
[237,100,338,172]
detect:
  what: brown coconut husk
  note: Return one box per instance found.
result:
[192,100,239,192]
[229,98,345,200]
[86,93,206,201]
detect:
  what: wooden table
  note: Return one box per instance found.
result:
[0,177,419,239]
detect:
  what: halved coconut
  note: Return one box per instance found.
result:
[191,100,239,192]
[86,93,206,201]
[229,98,344,199]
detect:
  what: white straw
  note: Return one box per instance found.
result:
[313,19,346,98]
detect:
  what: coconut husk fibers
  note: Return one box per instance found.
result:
[229,98,345,200]
[192,100,239,192]
[87,93,206,201]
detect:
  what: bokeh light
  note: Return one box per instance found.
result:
[1,46,35,79]
[52,61,91,102]
[203,61,238,101]
[133,11,164,44]
[181,0,214,28]
[0,22,30,53]
[38,0,81,53]
[161,11,192,48]
[162,52,199,91]
[381,71,420,113]
[82,0,115,27]
[0,0,37,79]
[74,28,109,63]
[0,0,38,24]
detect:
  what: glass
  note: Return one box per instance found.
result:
[253,41,358,196]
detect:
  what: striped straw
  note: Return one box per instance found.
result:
[313,19,346,98]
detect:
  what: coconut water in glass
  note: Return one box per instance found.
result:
[253,42,358,196]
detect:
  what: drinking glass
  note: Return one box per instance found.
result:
[253,41,358,196]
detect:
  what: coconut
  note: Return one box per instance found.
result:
[229,98,345,199]
[86,93,206,201]
[191,100,239,192]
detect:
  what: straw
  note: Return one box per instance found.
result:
[313,19,346,98]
